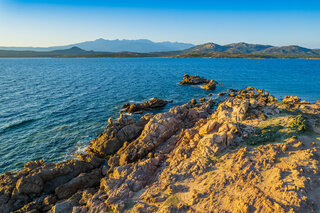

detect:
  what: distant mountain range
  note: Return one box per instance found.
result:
[0,40,319,58]
[0,39,194,53]
[180,42,320,56]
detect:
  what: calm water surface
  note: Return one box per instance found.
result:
[1,58,320,173]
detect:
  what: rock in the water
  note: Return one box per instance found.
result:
[203,80,217,90]
[122,97,170,113]
[180,74,217,90]
[179,74,209,85]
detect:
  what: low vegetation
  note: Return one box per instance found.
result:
[246,114,307,146]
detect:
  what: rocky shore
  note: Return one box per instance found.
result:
[1,81,320,212]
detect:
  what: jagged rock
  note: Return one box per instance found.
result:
[218,92,226,96]
[283,96,301,104]
[86,114,150,157]
[180,75,218,91]
[190,99,197,105]
[55,168,102,200]
[108,100,214,168]
[49,191,83,213]
[203,80,217,90]
[245,86,256,91]
[199,98,206,102]
[117,113,182,166]
[179,74,209,85]
[0,155,103,213]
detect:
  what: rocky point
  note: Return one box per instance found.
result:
[1,81,320,212]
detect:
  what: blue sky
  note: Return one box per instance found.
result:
[1,0,320,48]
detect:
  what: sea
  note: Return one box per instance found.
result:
[1,58,320,174]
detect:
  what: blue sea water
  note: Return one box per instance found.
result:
[0,58,320,174]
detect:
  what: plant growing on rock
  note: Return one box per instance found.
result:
[287,115,307,131]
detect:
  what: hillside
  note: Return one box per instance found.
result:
[178,42,320,58]
[0,47,101,58]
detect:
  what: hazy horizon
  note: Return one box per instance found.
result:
[1,38,320,50]
[1,0,320,48]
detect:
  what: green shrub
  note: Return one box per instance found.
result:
[287,115,307,132]
[246,125,284,145]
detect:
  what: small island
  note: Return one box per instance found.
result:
[179,74,218,90]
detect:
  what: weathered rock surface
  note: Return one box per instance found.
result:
[2,85,320,213]
[0,154,104,213]
[85,114,152,157]
[122,98,171,113]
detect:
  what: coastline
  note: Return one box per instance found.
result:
[1,56,319,59]
[1,83,320,212]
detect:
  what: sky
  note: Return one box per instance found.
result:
[0,0,320,48]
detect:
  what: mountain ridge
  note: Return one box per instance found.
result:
[181,42,320,56]
[0,38,194,53]
[0,41,319,58]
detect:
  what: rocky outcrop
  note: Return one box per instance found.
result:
[0,154,104,213]
[283,95,301,104]
[202,80,217,90]
[85,114,152,157]
[1,85,320,213]
[121,98,172,114]
[179,74,218,90]
[179,74,210,85]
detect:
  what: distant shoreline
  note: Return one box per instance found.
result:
[1,42,320,59]
[0,56,319,59]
